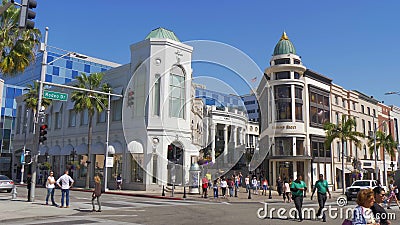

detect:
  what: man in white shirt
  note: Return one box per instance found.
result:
[56,170,74,208]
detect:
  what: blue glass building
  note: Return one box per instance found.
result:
[0,47,120,153]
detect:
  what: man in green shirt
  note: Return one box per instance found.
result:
[290,174,307,222]
[311,174,331,222]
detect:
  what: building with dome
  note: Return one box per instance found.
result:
[258,32,399,191]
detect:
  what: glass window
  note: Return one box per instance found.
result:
[112,99,122,121]
[55,112,62,129]
[275,137,293,156]
[111,154,123,180]
[275,71,290,80]
[294,72,300,79]
[274,58,290,65]
[373,109,376,117]
[81,109,88,125]
[295,103,303,121]
[53,66,60,76]
[296,138,304,155]
[97,111,106,123]
[361,105,365,114]
[95,155,105,179]
[16,106,22,134]
[169,66,185,118]
[294,59,301,64]
[153,75,161,116]
[66,60,73,69]
[84,64,90,73]
[78,155,88,178]
[343,100,346,108]
[367,107,370,115]
[312,141,318,157]
[131,154,144,182]
[309,88,330,128]
[69,110,76,127]
[362,119,366,135]
[337,141,341,161]
[335,95,338,104]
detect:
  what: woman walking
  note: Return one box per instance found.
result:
[92,175,102,212]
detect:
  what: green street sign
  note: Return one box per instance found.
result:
[43,90,68,101]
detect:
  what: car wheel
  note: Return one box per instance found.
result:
[6,189,12,193]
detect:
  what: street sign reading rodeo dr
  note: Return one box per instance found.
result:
[43,90,68,101]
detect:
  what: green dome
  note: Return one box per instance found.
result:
[273,32,296,56]
[145,27,180,42]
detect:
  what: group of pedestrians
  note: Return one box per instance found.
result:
[26,170,102,212]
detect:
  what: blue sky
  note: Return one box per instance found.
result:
[33,0,400,106]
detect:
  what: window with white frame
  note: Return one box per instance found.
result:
[112,99,122,121]
[69,110,76,127]
[169,66,185,118]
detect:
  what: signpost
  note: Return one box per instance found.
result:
[43,90,68,101]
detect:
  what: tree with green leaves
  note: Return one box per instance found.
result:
[23,81,51,134]
[324,115,364,194]
[71,72,110,189]
[368,130,398,186]
[0,0,41,76]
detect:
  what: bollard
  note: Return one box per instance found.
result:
[269,187,272,199]
[162,185,166,196]
[11,185,17,200]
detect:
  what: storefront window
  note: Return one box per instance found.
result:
[95,155,105,178]
[274,85,292,122]
[111,154,123,180]
[309,86,330,128]
[131,154,144,183]
[78,155,88,178]
[275,137,293,156]
[296,138,305,155]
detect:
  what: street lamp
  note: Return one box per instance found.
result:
[89,92,111,192]
[390,161,395,172]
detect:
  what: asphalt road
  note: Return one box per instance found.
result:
[1,188,399,225]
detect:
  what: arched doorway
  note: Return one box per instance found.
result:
[167,142,184,185]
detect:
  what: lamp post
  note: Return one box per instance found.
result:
[390,161,395,174]
[70,148,76,179]
[89,92,111,192]
[20,107,29,184]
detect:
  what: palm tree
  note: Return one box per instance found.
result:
[0,0,41,76]
[23,82,52,133]
[324,115,364,194]
[71,72,110,189]
[368,130,398,186]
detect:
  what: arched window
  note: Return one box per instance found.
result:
[169,66,185,118]
[363,145,367,159]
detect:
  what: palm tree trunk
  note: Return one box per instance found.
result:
[342,138,345,195]
[85,114,93,189]
[383,148,387,186]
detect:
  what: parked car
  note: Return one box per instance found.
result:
[345,180,387,201]
[0,175,14,193]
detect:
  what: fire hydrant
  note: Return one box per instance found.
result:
[11,185,17,200]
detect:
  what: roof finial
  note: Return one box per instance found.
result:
[280,31,289,40]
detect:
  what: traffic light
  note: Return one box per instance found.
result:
[39,124,47,144]
[19,0,37,29]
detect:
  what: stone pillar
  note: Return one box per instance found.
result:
[272,161,276,189]
[210,123,216,163]
[231,125,237,147]
[306,160,312,193]
[293,161,297,180]
[224,124,228,164]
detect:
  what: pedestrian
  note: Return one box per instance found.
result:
[220,177,227,198]
[45,171,57,206]
[311,174,331,222]
[213,179,219,199]
[290,174,307,222]
[238,172,243,187]
[228,177,234,197]
[284,179,291,203]
[116,174,122,190]
[38,172,43,185]
[276,176,283,196]
[371,186,391,225]
[201,175,208,198]
[352,189,377,225]
[26,173,32,202]
[251,177,258,195]
[387,180,400,210]
[92,175,102,212]
[245,175,250,193]
[235,174,240,192]
[56,170,74,208]
[262,178,268,196]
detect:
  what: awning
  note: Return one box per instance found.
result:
[91,142,105,155]
[60,144,74,156]
[39,146,49,155]
[111,86,123,100]
[108,141,123,154]
[48,145,61,155]
[128,141,143,154]
[76,143,88,155]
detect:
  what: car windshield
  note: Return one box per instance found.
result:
[352,181,370,186]
[0,175,10,180]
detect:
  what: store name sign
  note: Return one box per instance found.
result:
[272,125,297,130]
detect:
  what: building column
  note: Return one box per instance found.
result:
[272,161,277,189]
[238,127,243,145]
[306,160,312,193]
[231,125,237,147]
[224,124,228,164]
[293,161,297,180]
[210,123,216,163]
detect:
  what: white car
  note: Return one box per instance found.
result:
[345,180,387,201]
[0,175,14,193]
